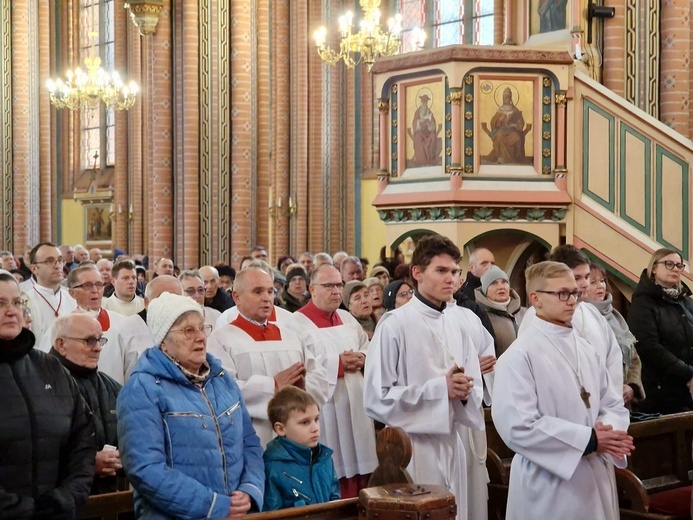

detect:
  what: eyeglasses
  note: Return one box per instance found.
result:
[168,324,213,339]
[655,260,686,271]
[64,336,108,348]
[184,287,206,296]
[0,298,28,311]
[396,289,414,299]
[33,257,64,266]
[315,282,345,290]
[535,290,580,302]
[73,282,105,291]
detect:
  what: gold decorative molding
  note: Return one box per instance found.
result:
[464,74,474,85]
[542,96,551,105]
[125,0,165,36]
[464,129,473,138]
[464,111,473,120]
[542,113,551,123]
[448,89,463,105]
[377,99,389,113]
[555,90,567,107]
[0,0,11,249]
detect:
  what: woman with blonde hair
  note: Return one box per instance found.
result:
[627,248,693,414]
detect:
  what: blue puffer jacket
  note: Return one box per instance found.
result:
[263,437,340,511]
[117,347,264,519]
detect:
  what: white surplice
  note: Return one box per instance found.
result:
[102,294,145,317]
[26,284,77,345]
[286,310,377,479]
[492,317,630,520]
[206,322,329,448]
[36,308,126,353]
[203,306,221,330]
[364,296,485,520]
[98,313,152,385]
[216,305,292,330]
[519,303,624,392]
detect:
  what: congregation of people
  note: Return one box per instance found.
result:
[0,237,692,519]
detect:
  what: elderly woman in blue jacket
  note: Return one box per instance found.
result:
[117,292,264,519]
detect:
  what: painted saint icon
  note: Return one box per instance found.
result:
[407,88,442,167]
[481,86,533,165]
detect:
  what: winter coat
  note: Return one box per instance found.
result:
[627,269,693,414]
[263,437,340,511]
[280,290,309,313]
[474,288,527,356]
[51,349,121,494]
[0,328,96,520]
[117,347,264,519]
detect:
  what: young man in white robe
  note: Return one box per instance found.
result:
[518,244,625,398]
[206,268,329,448]
[286,264,377,499]
[364,235,486,520]
[98,275,182,385]
[492,261,633,520]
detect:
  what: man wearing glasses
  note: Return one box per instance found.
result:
[25,242,77,345]
[492,261,632,520]
[50,314,122,495]
[518,244,624,395]
[178,270,221,330]
[207,268,328,448]
[37,265,126,353]
[287,264,377,499]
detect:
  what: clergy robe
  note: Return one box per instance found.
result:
[206,317,329,448]
[446,302,496,520]
[102,294,145,317]
[36,308,126,353]
[492,317,629,520]
[203,306,221,330]
[216,304,292,330]
[519,302,623,393]
[26,283,77,345]
[98,311,152,385]
[364,296,485,520]
[286,309,377,480]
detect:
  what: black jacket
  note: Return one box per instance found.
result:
[205,288,235,313]
[50,350,121,494]
[627,269,693,414]
[460,272,481,301]
[0,329,96,520]
[280,289,309,313]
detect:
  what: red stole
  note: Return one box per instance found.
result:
[230,316,282,341]
[97,308,111,331]
[297,300,343,328]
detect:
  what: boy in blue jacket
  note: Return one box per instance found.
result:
[263,386,341,510]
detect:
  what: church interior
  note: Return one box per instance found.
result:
[1,0,693,517]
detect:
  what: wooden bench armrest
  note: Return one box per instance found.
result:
[619,510,679,520]
[486,448,509,485]
[78,491,134,520]
[246,498,359,519]
[616,468,651,513]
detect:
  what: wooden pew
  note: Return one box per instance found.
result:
[484,408,692,520]
[78,490,134,520]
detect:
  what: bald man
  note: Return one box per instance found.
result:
[200,265,235,313]
[461,247,496,301]
[98,275,182,385]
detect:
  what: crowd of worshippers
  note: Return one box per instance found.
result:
[0,236,691,519]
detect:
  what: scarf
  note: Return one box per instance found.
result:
[586,293,636,367]
[0,327,35,363]
[161,348,210,387]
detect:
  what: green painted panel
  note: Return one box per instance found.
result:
[619,123,651,235]
[582,99,615,211]
[655,145,689,258]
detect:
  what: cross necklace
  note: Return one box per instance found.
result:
[537,327,591,408]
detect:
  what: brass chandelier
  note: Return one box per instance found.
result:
[314,0,404,71]
[47,55,139,111]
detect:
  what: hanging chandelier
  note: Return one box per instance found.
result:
[314,0,405,71]
[47,55,139,111]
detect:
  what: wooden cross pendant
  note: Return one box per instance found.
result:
[580,386,591,408]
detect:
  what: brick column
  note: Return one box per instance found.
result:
[38,3,52,241]
[660,1,690,136]
[0,1,12,250]
[142,2,173,263]
[602,0,626,98]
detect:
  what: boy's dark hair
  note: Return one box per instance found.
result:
[546,244,590,269]
[111,259,137,279]
[410,235,461,270]
[268,386,318,429]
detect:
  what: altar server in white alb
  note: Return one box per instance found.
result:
[518,244,624,396]
[286,264,377,498]
[206,267,329,448]
[364,235,486,520]
[492,261,632,520]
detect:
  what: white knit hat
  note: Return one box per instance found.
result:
[147,292,203,346]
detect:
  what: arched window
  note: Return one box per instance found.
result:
[81,0,116,172]
[400,0,494,49]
